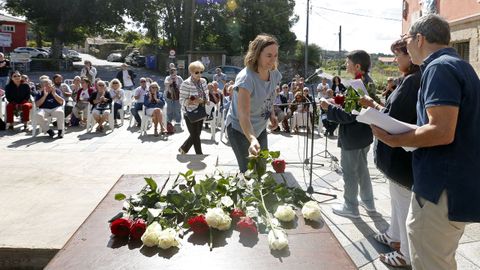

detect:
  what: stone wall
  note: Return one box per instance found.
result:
[451,19,480,75]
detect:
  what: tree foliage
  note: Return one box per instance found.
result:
[5,0,128,58]
[6,0,300,58]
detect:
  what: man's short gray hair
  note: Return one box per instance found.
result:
[409,14,450,45]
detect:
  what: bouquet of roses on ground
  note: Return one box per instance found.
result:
[108,150,323,253]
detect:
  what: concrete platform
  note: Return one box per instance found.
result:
[0,123,479,269]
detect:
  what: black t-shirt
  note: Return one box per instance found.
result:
[0,60,10,77]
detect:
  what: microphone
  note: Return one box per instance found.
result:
[305,68,323,83]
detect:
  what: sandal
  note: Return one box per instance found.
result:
[379,250,410,268]
[374,232,400,251]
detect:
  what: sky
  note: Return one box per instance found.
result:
[291,0,403,54]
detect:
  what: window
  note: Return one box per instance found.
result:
[452,41,470,62]
[1,25,15,32]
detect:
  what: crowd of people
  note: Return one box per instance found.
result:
[1,14,479,270]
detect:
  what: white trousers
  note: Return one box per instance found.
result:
[386,181,412,262]
[35,107,64,132]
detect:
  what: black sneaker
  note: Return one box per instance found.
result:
[47,129,55,138]
[57,130,63,139]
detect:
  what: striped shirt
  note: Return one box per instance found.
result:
[179,77,208,112]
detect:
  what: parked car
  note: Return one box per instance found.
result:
[13,47,49,58]
[36,48,51,56]
[125,51,145,67]
[66,50,82,62]
[203,65,243,82]
[107,52,124,62]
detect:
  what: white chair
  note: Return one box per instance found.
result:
[31,99,65,137]
[203,102,218,142]
[86,103,115,132]
[140,105,167,136]
[219,104,232,143]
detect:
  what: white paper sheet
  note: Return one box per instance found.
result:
[356,107,418,152]
[349,79,369,96]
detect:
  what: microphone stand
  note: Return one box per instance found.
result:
[277,100,336,199]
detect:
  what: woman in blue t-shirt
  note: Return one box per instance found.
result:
[225,34,282,172]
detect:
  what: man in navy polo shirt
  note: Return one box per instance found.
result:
[371,14,480,270]
[34,79,65,138]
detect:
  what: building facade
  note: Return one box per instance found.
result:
[0,13,27,53]
[402,0,480,73]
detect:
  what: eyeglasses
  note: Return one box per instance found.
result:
[194,71,204,75]
[401,33,416,42]
[97,85,105,87]
[112,82,119,84]
[140,81,146,83]
[12,75,21,78]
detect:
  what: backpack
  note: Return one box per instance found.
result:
[166,122,175,134]
[70,114,80,127]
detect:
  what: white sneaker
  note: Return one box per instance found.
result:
[332,204,360,219]
[359,201,377,213]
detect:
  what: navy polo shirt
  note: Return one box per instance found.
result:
[35,89,64,109]
[413,48,480,222]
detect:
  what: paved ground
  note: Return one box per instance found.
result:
[1,55,479,269]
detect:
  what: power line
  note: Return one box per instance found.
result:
[312,5,401,22]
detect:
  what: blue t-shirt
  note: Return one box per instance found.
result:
[226,67,282,137]
[35,89,64,109]
[414,48,480,222]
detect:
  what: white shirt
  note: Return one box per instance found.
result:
[122,70,134,87]
[134,86,147,103]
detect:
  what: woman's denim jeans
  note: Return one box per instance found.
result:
[227,125,268,173]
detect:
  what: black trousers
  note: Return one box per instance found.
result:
[181,115,204,154]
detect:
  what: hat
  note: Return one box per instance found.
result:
[121,63,129,68]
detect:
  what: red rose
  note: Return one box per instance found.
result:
[230,208,246,220]
[334,95,345,106]
[188,215,209,234]
[129,219,147,240]
[110,217,132,238]
[236,217,258,237]
[272,159,286,173]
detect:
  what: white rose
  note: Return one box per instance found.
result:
[220,196,234,207]
[141,222,162,247]
[205,207,232,230]
[301,201,322,222]
[268,228,289,250]
[157,228,180,249]
[274,205,296,222]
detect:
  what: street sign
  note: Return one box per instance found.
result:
[169,49,176,59]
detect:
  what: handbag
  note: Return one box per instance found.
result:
[185,104,207,123]
[185,80,208,122]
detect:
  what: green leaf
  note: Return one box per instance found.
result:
[144,177,158,192]
[269,151,280,159]
[114,193,126,201]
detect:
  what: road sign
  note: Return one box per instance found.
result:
[169,49,176,59]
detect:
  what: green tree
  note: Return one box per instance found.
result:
[5,0,128,58]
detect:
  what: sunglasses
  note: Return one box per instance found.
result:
[112,82,119,84]
[140,81,146,83]
[97,85,105,87]
[194,71,204,75]
[12,75,21,78]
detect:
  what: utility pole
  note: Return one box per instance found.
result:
[190,0,195,52]
[338,25,342,76]
[305,0,310,77]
